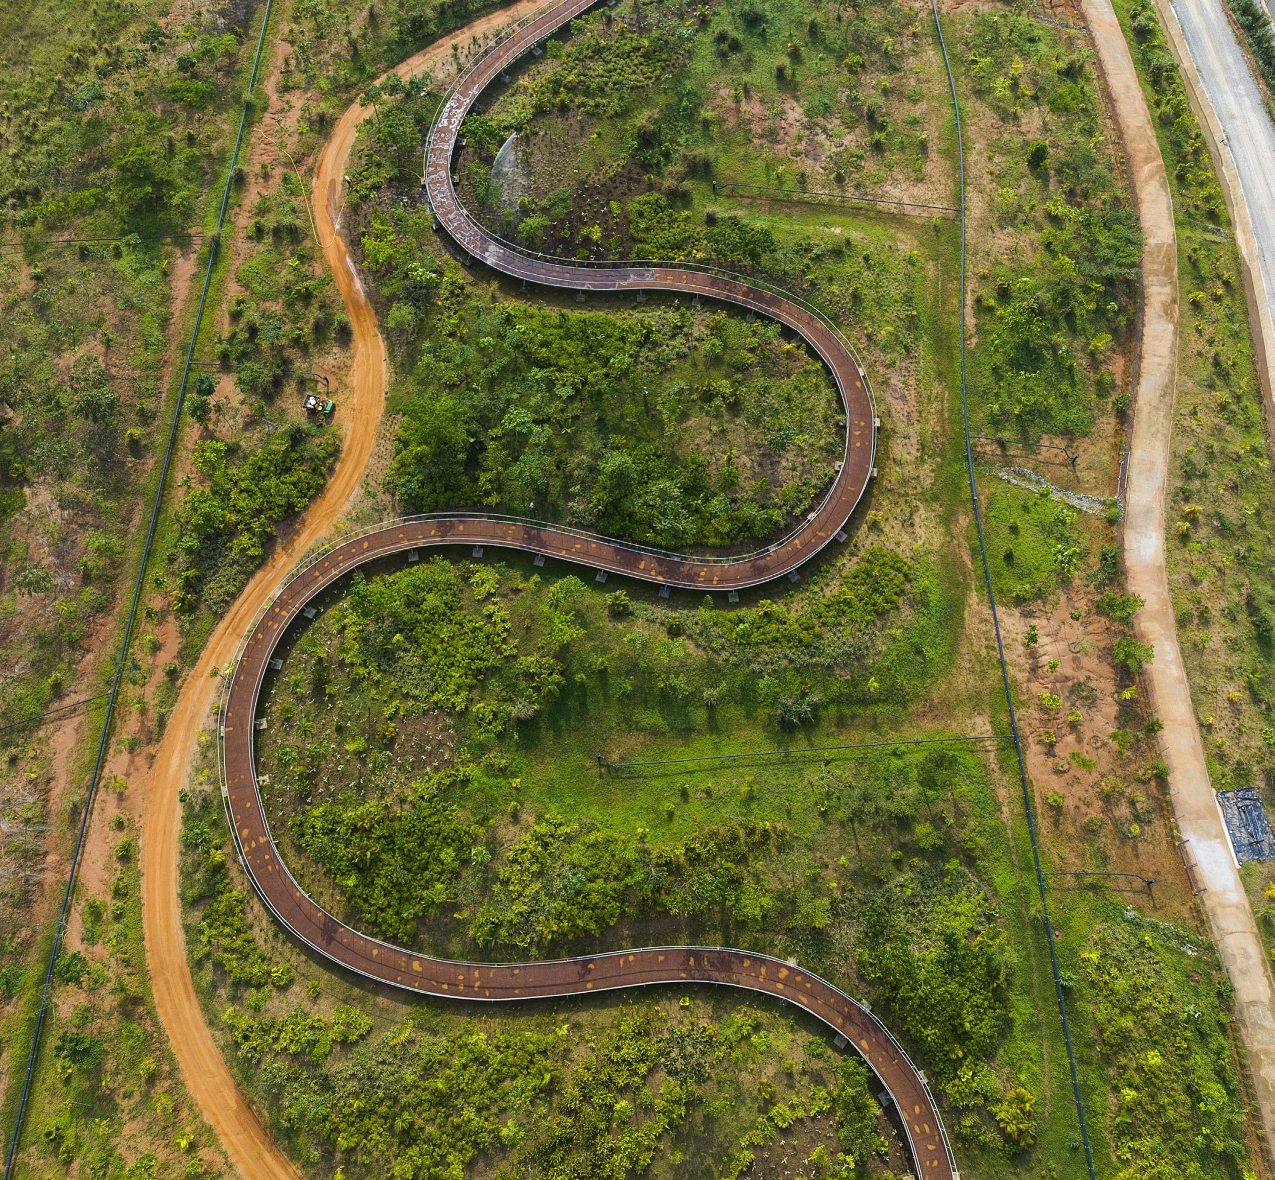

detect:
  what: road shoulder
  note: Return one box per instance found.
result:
[1156,0,1275,429]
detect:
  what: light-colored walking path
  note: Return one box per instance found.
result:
[1083,0,1275,1160]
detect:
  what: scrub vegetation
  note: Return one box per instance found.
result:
[185,767,908,1179]
[0,1,278,1167]
[7,817,228,1178]
[959,6,1142,440]
[4,0,513,1172]
[209,2,1261,1175]
[159,173,347,648]
[0,0,519,1175]
[373,252,846,547]
[0,0,258,797]
[256,550,955,954]
[10,0,1270,1178]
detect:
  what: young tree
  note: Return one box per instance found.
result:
[112,114,186,219]
[389,395,473,511]
[188,373,215,425]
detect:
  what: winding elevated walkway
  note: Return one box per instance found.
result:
[424,0,877,585]
[221,3,955,1176]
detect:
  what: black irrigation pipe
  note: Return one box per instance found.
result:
[605,733,1014,771]
[929,2,1099,1175]
[969,433,1080,465]
[0,233,201,250]
[718,180,960,215]
[0,695,109,737]
[1044,870,1158,888]
[2,3,275,1175]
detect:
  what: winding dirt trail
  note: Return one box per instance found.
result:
[1082,0,1275,1157]
[138,6,548,1178]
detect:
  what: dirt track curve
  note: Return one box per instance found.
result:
[146,3,953,1178]
[140,7,549,1179]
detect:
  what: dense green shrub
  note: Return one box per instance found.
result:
[855,865,1014,1142]
[1081,920,1246,1176]
[833,1058,888,1169]
[183,797,294,991]
[337,559,518,712]
[471,816,791,951]
[382,250,841,548]
[470,815,641,949]
[224,1004,372,1067]
[324,558,578,733]
[171,421,339,614]
[496,1010,691,1178]
[295,774,483,945]
[525,14,693,118]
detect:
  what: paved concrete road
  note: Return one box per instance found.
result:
[1168,0,1275,404]
[1136,0,1275,1160]
[1091,0,1275,1162]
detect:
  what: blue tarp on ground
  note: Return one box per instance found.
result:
[1218,787,1275,863]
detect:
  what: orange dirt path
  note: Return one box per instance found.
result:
[138,6,548,1177]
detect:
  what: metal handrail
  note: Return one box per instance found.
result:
[215,495,840,729]
[279,507,843,579]
[215,524,955,1177]
[422,1,878,419]
[215,4,951,1172]
[428,210,878,416]
[221,0,878,888]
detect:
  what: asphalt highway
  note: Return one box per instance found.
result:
[1171,0,1275,384]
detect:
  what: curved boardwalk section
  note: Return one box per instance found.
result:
[424,0,876,578]
[221,2,954,1176]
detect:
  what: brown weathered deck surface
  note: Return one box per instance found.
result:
[222,4,954,1176]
